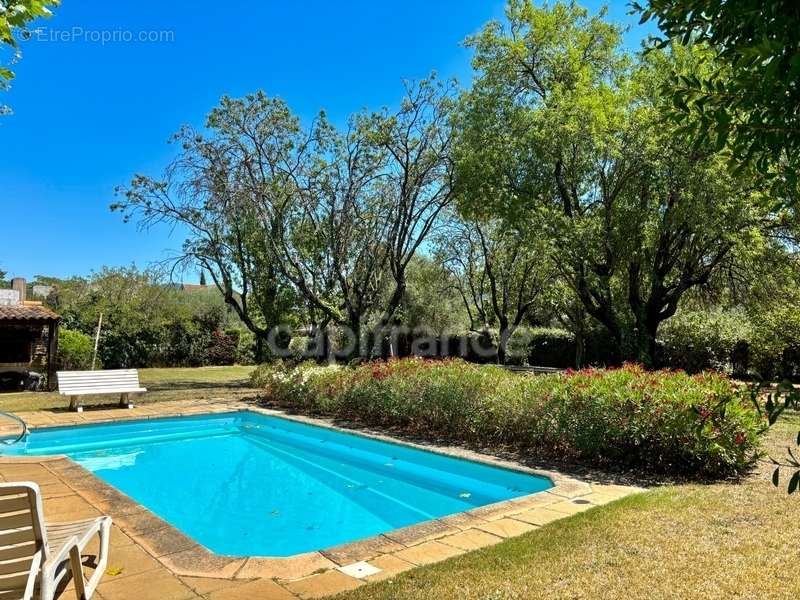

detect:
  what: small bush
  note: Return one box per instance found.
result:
[250,358,764,476]
[58,328,96,370]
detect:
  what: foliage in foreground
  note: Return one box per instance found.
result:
[251,358,763,476]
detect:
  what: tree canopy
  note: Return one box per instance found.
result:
[453,0,786,366]
[636,0,800,196]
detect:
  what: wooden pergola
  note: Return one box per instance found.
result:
[0,304,60,391]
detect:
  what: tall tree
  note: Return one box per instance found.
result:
[116,92,401,360]
[114,94,303,358]
[366,77,457,347]
[438,217,554,364]
[636,0,800,196]
[455,0,783,366]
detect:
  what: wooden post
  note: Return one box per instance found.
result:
[47,319,59,392]
[91,312,103,370]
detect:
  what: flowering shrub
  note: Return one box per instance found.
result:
[250,358,764,476]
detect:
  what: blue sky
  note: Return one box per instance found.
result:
[0,1,654,283]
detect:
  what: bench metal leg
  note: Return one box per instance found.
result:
[119,393,133,409]
[69,396,83,412]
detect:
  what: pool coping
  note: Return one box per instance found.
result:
[0,401,646,584]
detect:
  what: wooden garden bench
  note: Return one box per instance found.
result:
[56,369,147,412]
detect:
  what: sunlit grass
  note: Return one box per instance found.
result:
[336,413,800,600]
[0,365,256,413]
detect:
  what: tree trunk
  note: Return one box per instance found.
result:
[496,318,514,365]
[624,321,659,368]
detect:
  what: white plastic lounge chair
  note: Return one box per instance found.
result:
[0,482,111,600]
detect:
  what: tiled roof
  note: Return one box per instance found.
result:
[181,284,211,292]
[0,304,60,322]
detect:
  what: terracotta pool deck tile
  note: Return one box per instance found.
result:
[97,568,199,600]
[512,506,570,526]
[115,506,172,536]
[439,528,504,551]
[393,540,463,566]
[321,535,405,566]
[21,414,58,427]
[134,525,199,558]
[584,492,630,505]
[438,511,490,531]
[101,540,165,579]
[160,545,246,579]
[547,499,595,515]
[42,458,82,472]
[180,576,246,596]
[77,485,144,517]
[510,491,562,510]
[548,479,594,499]
[283,570,362,599]
[383,519,460,546]
[235,552,336,580]
[465,501,527,522]
[207,578,297,600]
[43,495,102,520]
[363,554,415,582]
[39,481,74,499]
[48,465,91,483]
[476,517,538,538]
[81,525,135,558]
[0,464,61,484]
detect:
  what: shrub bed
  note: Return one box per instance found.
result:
[251,358,764,477]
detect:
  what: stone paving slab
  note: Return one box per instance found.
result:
[0,399,645,599]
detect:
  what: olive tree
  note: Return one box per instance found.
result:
[454,0,785,366]
[437,217,554,364]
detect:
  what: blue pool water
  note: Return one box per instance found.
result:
[5,411,551,556]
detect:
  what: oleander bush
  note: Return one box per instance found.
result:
[251,358,764,477]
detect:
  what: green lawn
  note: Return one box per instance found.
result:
[0,365,256,413]
[336,413,800,600]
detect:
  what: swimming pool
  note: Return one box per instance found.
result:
[5,411,552,556]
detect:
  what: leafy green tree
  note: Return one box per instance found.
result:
[365,77,457,345]
[114,94,302,359]
[45,267,238,368]
[1,0,58,109]
[636,0,800,195]
[437,216,555,364]
[454,0,785,366]
[117,81,455,360]
[401,254,467,336]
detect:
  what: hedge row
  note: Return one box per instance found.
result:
[251,358,764,477]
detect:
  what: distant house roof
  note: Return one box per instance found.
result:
[0,303,60,323]
[180,284,211,292]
